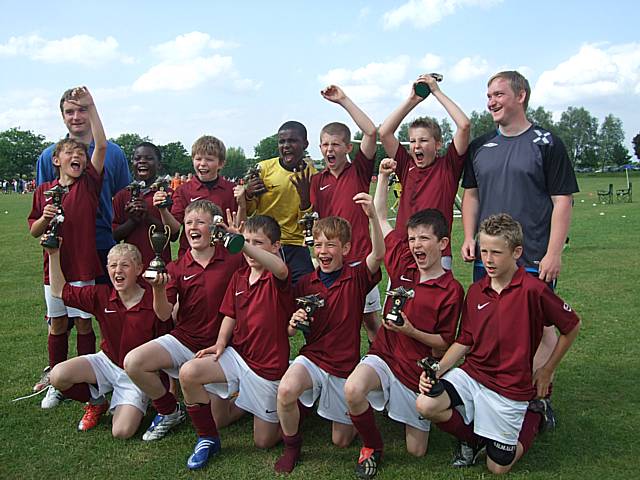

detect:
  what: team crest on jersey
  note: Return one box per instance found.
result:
[563,302,572,312]
[533,129,552,145]
[482,142,499,148]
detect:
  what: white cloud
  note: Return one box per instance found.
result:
[319,56,411,102]
[382,0,502,30]
[448,55,490,82]
[531,43,640,106]
[0,34,132,66]
[418,53,443,71]
[318,32,354,46]
[133,33,255,93]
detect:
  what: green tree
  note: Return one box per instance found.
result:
[556,107,599,167]
[469,110,495,139]
[0,128,48,179]
[611,143,631,166]
[159,142,191,175]
[598,114,626,169]
[254,134,279,161]
[527,106,556,133]
[110,133,151,163]
[221,146,248,179]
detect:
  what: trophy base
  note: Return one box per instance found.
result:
[143,270,159,280]
[386,313,404,326]
[41,237,60,249]
[427,382,445,398]
[224,235,245,254]
[294,322,311,335]
[414,82,431,98]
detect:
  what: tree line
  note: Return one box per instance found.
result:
[1,105,638,181]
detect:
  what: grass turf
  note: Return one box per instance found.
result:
[0,172,638,479]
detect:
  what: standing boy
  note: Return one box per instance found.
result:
[28,87,106,409]
[343,158,464,479]
[416,214,580,474]
[379,74,470,269]
[274,194,384,474]
[177,215,293,470]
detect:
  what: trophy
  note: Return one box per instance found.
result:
[298,211,319,246]
[417,356,445,397]
[143,224,171,279]
[40,185,69,249]
[385,286,415,326]
[149,175,173,208]
[126,179,146,200]
[414,73,443,98]
[387,172,399,187]
[209,215,245,254]
[295,294,325,335]
[244,164,266,196]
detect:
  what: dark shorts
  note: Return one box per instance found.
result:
[281,244,314,285]
[473,261,556,291]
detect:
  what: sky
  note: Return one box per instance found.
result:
[1,0,638,160]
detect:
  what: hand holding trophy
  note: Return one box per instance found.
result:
[40,185,69,249]
[149,175,173,209]
[417,356,445,397]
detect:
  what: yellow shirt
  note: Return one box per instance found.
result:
[247,157,317,246]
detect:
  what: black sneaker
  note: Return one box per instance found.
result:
[451,440,485,467]
[528,398,557,433]
[355,447,382,479]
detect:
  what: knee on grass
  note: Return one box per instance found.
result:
[112,423,137,440]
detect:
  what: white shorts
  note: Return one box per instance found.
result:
[204,347,280,424]
[44,281,94,319]
[152,334,196,379]
[292,355,351,425]
[361,355,430,432]
[85,351,148,413]
[363,286,382,314]
[442,368,527,445]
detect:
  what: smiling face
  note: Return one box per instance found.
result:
[486,77,526,127]
[320,132,352,175]
[107,252,143,292]
[278,128,308,169]
[408,127,441,168]
[61,100,91,138]
[184,209,215,251]
[313,233,350,273]
[192,153,223,182]
[132,146,160,183]
[479,232,522,283]
[407,224,447,273]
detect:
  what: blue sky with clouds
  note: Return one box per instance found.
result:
[1,0,638,160]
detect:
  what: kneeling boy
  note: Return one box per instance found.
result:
[416,214,580,474]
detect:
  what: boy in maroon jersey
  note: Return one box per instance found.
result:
[112,142,173,269]
[416,214,580,474]
[309,84,381,342]
[176,215,294,470]
[124,199,245,441]
[378,74,470,269]
[46,243,169,437]
[28,87,106,409]
[153,135,239,257]
[342,158,465,479]
[274,194,384,474]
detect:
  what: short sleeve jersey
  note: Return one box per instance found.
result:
[393,143,465,257]
[166,247,245,352]
[462,126,579,268]
[295,262,382,378]
[219,267,294,381]
[369,231,464,391]
[62,283,170,368]
[246,158,317,246]
[28,164,103,284]
[457,267,580,401]
[310,150,374,262]
[112,186,173,268]
[170,176,237,257]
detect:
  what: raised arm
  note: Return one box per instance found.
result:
[354,193,384,274]
[68,87,106,175]
[321,85,377,159]
[46,247,67,299]
[378,76,425,157]
[373,158,397,239]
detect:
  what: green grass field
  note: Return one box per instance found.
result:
[1,173,638,479]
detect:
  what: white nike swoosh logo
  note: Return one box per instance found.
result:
[235,290,245,296]
[400,275,412,282]
[104,308,116,313]
[319,185,330,191]
[408,167,415,171]
[190,197,202,202]
[183,274,197,281]
[477,302,491,310]
[45,197,53,203]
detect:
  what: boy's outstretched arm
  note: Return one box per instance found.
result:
[373,158,396,239]
[46,246,66,299]
[242,243,288,281]
[355,193,384,274]
[321,85,377,159]
[378,76,425,158]
[69,87,106,175]
[146,273,174,321]
[418,342,470,395]
[423,75,471,155]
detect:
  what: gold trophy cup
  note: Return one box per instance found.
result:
[143,224,171,279]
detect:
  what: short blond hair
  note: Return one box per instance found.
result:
[191,135,226,162]
[313,216,351,245]
[478,213,523,250]
[107,243,142,266]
